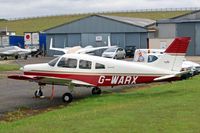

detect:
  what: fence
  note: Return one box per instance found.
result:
[7,7,200,21]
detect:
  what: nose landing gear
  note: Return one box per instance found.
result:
[34,86,44,98]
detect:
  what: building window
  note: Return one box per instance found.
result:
[57,57,77,68]
[79,60,92,69]
[95,63,105,69]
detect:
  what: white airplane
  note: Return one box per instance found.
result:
[49,36,114,55]
[8,37,190,103]
[0,46,31,60]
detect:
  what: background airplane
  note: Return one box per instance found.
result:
[0,46,31,60]
[49,36,114,55]
[8,37,190,103]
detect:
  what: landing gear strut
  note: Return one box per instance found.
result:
[92,87,101,95]
[34,86,44,98]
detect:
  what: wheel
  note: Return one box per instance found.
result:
[92,87,101,95]
[62,93,73,103]
[3,57,7,60]
[34,89,43,97]
[15,55,18,59]
[24,55,28,60]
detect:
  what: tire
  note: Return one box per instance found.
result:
[24,55,28,60]
[34,89,43,97]
[15,55,18,59]
[3,57,7,60]
[92,87,101,95]
[62,93,73,103]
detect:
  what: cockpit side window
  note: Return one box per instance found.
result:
[79,60,92,69]
[57,57,77,68]
[148,55,158,63]
[48,57,60,67]
[95,63,105,69]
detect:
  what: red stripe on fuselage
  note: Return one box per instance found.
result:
[24,71,159,87]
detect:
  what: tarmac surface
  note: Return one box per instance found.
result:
[0,57,134,118]
[0,56,200,118]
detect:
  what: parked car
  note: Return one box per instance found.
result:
[125,46,136,57]
[102,47,126,59]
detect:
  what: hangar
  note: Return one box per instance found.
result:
[44,14,155,56]
[157,10,200,55]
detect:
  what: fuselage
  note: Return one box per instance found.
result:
[0,46,31,56]
[22,54,176,87]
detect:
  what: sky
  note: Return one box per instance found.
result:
[0,0,200,19]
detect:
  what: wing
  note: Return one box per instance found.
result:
[75,46,116,54]
[8,74,94,87]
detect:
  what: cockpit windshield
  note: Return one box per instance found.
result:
[48,57,60,66]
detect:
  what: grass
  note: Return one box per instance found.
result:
[0,15,88,35]
[104,11,190,20]
[0,75,200,133]
[0,64,20,71]
[0,11,190,35]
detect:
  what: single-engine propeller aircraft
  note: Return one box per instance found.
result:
[8,37,190,103]
[49,36,114,55]
[0,46,31,60]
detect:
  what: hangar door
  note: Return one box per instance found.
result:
[195,23,200,55]
[125,33,140,49]
[81,34,110,47]
[111,33,125,48]
[176,23,195,55]
[67,34,81,47]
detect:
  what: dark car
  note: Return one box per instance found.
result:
[125,46,136,57]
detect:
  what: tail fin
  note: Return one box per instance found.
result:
[49,38,69,54]
[149,37,191,72]
[108,36,111,47]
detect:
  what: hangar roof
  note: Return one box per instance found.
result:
[157,10,200,24]
[44,14,156,33]
[98,15,156,27]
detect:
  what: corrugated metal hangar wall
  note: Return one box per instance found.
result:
[157,10,200,56]
[44,15,154,56]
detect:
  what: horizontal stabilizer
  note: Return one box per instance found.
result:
[154,71,190,81]
[154,74,176,81]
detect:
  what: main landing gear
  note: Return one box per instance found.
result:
[92,87,102,95]
[34,84,102,103]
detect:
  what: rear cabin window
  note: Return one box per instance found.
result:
[79,60,92,69]
[57,58,77,68]
[148,55,158,63]
[95,63,105,69]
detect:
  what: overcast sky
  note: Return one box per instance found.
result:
[0,0,200,19]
